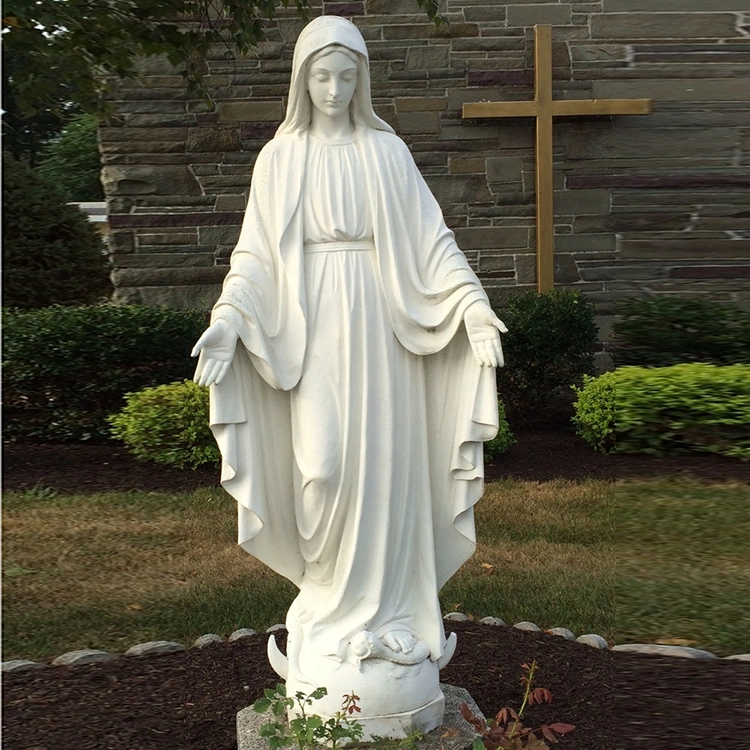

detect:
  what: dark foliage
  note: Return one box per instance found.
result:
[613,296,750,367]
[2,153,111,309]
[3,304,208,441]
[491,291,598,421]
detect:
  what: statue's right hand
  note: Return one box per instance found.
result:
[191,319,239,387]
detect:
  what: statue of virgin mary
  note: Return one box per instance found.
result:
[193,15,506,735]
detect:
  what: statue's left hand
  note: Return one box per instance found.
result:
[464,302,507,368]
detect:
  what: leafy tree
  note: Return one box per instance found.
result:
[2,0,445,118]
[37,114,104,201]
[2,152,112,309]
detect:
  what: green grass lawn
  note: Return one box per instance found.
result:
[3,478,748,661]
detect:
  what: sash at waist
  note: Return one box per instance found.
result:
[303,240,375,254]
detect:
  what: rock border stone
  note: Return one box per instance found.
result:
[5,615,748,672]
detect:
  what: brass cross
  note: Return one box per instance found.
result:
[462,25,652,293]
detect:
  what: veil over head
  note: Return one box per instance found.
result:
[276,15,395,136]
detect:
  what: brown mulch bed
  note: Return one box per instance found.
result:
[3,428,750,749]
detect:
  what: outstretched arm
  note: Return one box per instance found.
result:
[192,319,239,387]
[463,301,507,368]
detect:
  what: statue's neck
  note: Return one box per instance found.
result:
[309,110,355,141]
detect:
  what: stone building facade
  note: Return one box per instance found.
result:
[103,0,750,316]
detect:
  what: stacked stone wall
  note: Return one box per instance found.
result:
[104,0,750,314]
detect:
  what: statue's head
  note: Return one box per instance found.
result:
[276,15,395,137]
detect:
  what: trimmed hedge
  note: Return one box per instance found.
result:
[492,290,598,417]
[3,304,208,441]
[613,297,750,367]
[109,380,220,469]
[573,364,750,459]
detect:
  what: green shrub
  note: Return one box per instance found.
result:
[2,152,111,309]
[3,304,208,441]
[109,380,220,469]
[484,401,515,461]
[573,364,750,460]
[36,114,104,201]
[492,290,598,418]
[613,297,750,367]
[571,373,616,453]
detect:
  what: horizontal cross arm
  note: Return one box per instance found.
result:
[551,98,652,116]
[462,101,538,119]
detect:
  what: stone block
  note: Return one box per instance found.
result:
[592,79,750,102]
[101,166,201,196]
[186,128,241,152]
[515,254,537,285]
[570,43,629,62]
[406,45,450,70]
[576,634,609,649]
[568,129,736,161]
[449,157,486,175]
[613,644,717,659]
[455,227,528,250]
[394,97,447,112]
[194,634,224,648]
[620,240,750,259]
[591,12,738,39]
[217,101,285,122]
[487,156,523,183]
[572,216,616,234]
[424,175,492,204]
[605,0,749,10]
[112,266,227,288]
[216,194,248,211]
[199,226,242,245]
[114,253,214,268]
[553,254,581,284]
[99,127,187,143]
[555,189,610,215]
[555,234,616,253]
[382,23,480,41]
[513,621,541,632]
[137,232,197,246]
[397,111,440,135]
[113,284,223,310]
[108,231,135,253]
[2,660,47,672]
[229,628,258,641]
[507,4,572,27]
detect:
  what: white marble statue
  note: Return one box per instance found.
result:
[192,15,506,737]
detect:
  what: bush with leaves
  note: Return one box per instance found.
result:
[573,364,750,459]
[492,290,598,419]
[3,304,208,441]
[109,380,219,469]
[36,114,104,201]
[2,152,111,309]
[484,401,516,461]
[613,296,750,367]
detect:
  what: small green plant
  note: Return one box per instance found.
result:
[109,380,220,469]
[484,401,516,461]
[253,684,364,750]
[571,372,615,453]
[462,661,575,750]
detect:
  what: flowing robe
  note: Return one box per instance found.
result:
[209,127,499,673]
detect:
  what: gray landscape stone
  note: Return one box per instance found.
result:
[547,627,576,641]
[513,621,541,632]
[444,612,469,622]
[479,616,505,626]
[52,649,120,666]
[229,629,258,641]
[2,660,47,672]
[613,644,717,659]
[237,684,484,750]
[125,640,186,657]
[265,624,286,634]
[724,654,750,661]
[576,634,609,649]
[194,633,224,648]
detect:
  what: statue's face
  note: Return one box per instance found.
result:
[307,48,358,121]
